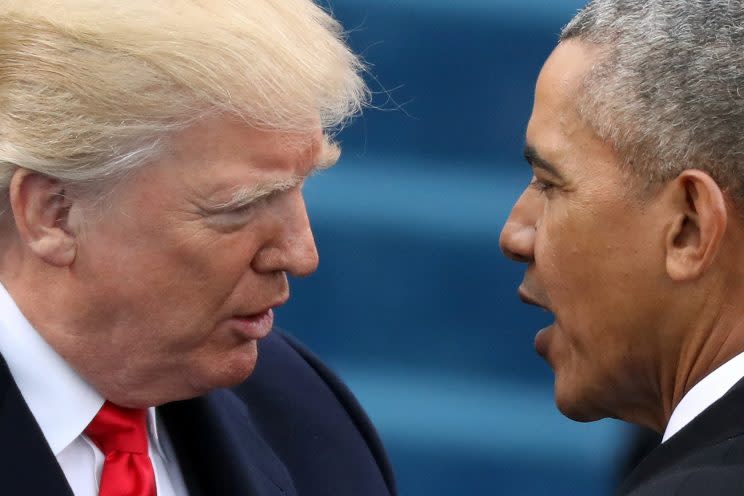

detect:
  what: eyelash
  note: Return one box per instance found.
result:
[529,177,556,194]
[222,193,275,216]
[227,202,257,215]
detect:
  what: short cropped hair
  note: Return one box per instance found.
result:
[0,0,367,216]
[561,0,744,204]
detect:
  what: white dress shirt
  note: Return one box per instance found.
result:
[663,350,744,443]
[0,282,189,495]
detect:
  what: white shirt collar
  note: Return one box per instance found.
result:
[663,350,744,443]
[0,282,168,460]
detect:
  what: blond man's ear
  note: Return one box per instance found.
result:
[9,169,77,267]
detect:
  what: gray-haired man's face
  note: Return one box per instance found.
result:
[501,40,675,425]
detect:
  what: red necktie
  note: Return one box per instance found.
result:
[84,401,157,496]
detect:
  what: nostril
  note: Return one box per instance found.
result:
[504,248,533,264]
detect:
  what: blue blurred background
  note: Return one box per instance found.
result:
[276,1,635,494]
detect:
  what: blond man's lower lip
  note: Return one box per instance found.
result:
[229,309,274,340]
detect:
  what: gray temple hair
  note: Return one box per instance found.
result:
[561,0,744,204]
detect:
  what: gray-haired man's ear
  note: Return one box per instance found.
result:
[9,169,77,267]
[664,169,728,282]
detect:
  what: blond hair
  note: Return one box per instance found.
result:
[0,0,367,215]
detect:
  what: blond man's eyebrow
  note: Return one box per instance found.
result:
[208,176,303,211]
[207,136,341,212]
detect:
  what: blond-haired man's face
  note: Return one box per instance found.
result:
[66,117,327,406]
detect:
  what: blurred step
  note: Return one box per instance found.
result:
[335,366,627,496]
[328,0,586,164]
[278,156,553,383]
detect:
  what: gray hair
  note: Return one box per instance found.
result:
[561,0,744,204]
[0,0,368,218]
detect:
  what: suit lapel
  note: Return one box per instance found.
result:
[618,376,744,494]
[0,350,294,496]
[159,388,296,496]
[0,355,74,496]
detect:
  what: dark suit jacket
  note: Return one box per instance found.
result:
[617,376,744,495]
[0,329,397,496]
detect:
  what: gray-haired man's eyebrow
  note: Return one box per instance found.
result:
[523,143,566,181]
